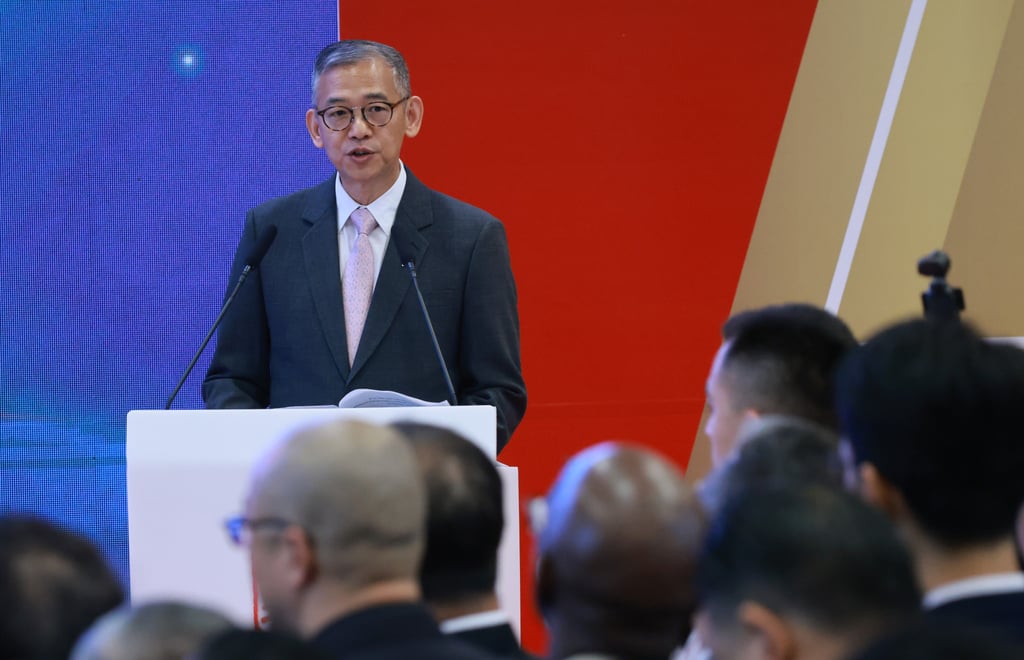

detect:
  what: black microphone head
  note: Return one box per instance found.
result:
[244,225,278,268]
[390,222,417,266]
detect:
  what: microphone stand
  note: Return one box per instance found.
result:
[165,265,255,410]
[403,258,458,406]
[166,225,277,409]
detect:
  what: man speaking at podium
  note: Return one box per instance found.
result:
[203,40,526,451]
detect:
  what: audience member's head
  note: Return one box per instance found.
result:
[196,629,332,660]
[696,486,921,660]
[835,320,1024,572]
[849,621,1020,660]
[240,420,425,638]
[71,601,234,660]
[704,303,856,466]
[391,422,503,619]
[699,415,842,514]
[535,442,706,660]
[0,515,123,660]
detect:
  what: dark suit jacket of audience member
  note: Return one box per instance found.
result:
[312,603,499,659]
[927,592,1024,646]
[449,622,538,659]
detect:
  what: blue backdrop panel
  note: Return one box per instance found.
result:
[0,1,336,586]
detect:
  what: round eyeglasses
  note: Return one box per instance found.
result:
[315,96,410,131]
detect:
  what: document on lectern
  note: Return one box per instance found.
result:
[338,388,449,408]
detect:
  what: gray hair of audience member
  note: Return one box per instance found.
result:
[0,515,124,660]
[391,422,504,605]
[537,442,707,660]
[70,601,234,660]
[311,40,412,105]
[698,415,843,514]
[248,420,426,587]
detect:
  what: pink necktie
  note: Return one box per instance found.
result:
[344,207,378,365]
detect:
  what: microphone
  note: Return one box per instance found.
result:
[165,225,278,409]
[391,224,458,406]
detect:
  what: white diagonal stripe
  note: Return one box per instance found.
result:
[825,0,928,314]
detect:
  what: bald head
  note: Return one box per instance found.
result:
[248,420,425,586]
[538,443,706,659]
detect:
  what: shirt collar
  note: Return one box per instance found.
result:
[438,609,509,634]
[335,162,407,237]
[923,572,1024,609]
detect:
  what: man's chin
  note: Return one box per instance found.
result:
[336,164,402,202]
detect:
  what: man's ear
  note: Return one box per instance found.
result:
[858,462,908,522]
[281,525,318,589]
[731,409,763,454]
[535,554,556,623]
[404,95,423,138]
[306,108,324,148]
[737,601,795,660]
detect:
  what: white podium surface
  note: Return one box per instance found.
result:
[127,407,520,632]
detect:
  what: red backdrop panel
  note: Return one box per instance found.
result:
[338,1,816,652]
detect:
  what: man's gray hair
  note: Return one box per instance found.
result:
[71,601,234,660]
[250,420,426,588]
[311,40,411,106]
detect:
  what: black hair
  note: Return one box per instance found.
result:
[835,319,1024,548]
[0,515,124,660]
[391,422,503,603]
[696,486,920,636]
[720,304,857,429]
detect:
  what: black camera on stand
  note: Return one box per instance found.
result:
[918,250,965,321]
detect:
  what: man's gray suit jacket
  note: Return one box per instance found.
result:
[202,170,526,450]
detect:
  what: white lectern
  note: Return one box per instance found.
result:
[126,407,520,632]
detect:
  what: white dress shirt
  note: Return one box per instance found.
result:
[923,571,1024,609]
[335,163,408,285]
[438,609,511,634]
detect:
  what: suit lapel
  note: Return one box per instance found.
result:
[348,170,432,381]
[302,179,350,383]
